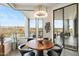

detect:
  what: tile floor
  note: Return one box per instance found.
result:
[6,48,79,56]
[55,36,77,50]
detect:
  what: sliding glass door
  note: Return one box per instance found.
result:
[53,3,78,51]
[64,4,78,51]
[53,9,64,45]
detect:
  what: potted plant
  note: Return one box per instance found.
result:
[0,34,4,56]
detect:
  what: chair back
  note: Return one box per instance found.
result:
[44,38,49,40]
[27,38,34,42]
[18,44,25,50]
[53,44,63,56]
[47,50,58,56]
[18,44,32,56]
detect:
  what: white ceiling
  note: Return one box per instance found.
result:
[8,3,71,11]
[14,3,56,7]
[1,3,72,18]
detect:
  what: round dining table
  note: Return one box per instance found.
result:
[27,39,54,56]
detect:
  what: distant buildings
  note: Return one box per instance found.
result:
[0,26,25,37]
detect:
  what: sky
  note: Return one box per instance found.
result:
[54,20,73,28]
[29,19,43,28]
[0,5,25,27]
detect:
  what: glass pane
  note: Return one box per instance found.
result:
[38,19,43,38]
[0,5,25,38]
[64,4,77,50]
[29,19,36,28]
[54,20,63,28]
[54,9,63,45]
[29,19,36,38]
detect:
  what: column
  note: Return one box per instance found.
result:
[24,17,28,38]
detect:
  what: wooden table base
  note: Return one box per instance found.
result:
[37,50,43,56]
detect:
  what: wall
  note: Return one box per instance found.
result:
[43,8,53,41]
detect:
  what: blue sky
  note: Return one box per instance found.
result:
[0,5,25,26]
[54,20,63,28]
[54,20,73,28]
[29,19,42,28]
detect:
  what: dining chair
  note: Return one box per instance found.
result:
[44,38,52,41]
[53,44,63,56]
[24,51,35,56]
[18,44,35,56]
[47,50,58,56]
[44,38,49,40]
[47,44,63,56]
[53,34,56,39]
[27,38,34,42]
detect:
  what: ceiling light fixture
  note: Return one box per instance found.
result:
[34,5,48,18]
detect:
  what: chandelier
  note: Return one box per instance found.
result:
[34,5,48,18]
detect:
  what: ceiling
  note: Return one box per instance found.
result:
[1,3,71,18]
[7,3,71,11]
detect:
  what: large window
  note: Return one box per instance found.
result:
[28,19,36,38]
[38,19,43,38]
[0,5,25,38]
[54,20,63,35]
[28,18,43,38]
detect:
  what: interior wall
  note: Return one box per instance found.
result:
[43,8,53,41]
